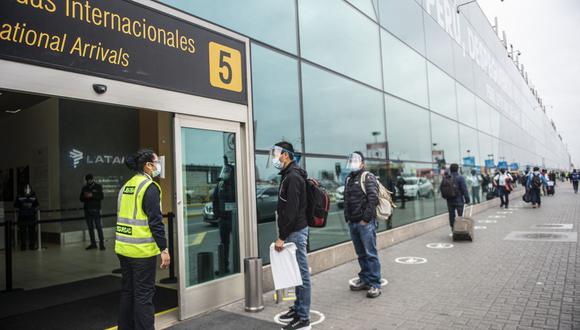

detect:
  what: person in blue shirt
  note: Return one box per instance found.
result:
[571,169,579,194]
[526,167,549,208]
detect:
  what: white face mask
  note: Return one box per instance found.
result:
[151,161,162,178]
[25,186,31,195]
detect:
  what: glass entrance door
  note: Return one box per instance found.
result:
[174,115,246,319]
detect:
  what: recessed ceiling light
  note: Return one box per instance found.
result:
[5,109,21,114]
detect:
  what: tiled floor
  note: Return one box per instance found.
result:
[0,238,174,290]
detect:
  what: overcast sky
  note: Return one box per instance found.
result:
[478,0,580,168]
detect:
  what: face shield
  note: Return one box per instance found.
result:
[345,153,363,172]
[219,165,233,181]
[267,146,288,170]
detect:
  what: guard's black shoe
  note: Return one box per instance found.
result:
[349,278,371,291]
[278,307,298,324]
[85,244,97,250]
[99,244,106,250]
[282,319,311,330]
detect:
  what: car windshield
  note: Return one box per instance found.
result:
[404,178,418,185]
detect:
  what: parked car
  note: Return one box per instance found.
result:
[335,185,344,209]
[203,184,279,225]
[402,177,434,199]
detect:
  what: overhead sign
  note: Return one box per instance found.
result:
[0,0,247,104]
[463,156,475,167]
[484,159,495,168]
[510,162,519,171]
[497,161,508,169]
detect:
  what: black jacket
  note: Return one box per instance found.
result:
[14,192,39,222]
[142,183,167,251]
[344,170,378,223]
[277,161,308,240]
[441,172,470,205]
[79,183,104,210]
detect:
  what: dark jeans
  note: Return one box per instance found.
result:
[117,254,157,330]
[18,222,37,249]
[85,209,104,245]
[471,186,481,204]
[218,217,232,271]
[498,186,509,208]
[349,220,381,289]
[285,226,311,321]
[573,181,578,193]
[447,203,464,229]
[530,188,542,205]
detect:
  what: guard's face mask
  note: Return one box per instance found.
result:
[346,153,363,172]
[151,160,162,178]
[24,186,31,195]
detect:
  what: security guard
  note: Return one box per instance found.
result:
[116,149,170,330]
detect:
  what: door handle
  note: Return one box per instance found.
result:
[177,200,182,205]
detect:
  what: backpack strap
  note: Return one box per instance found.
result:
[360,171,369,195]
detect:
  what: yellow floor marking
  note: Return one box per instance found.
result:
[104,307,178,330]
[190,232,207,246]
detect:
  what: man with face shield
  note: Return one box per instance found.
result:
[212,162,235,275]
[268,142,311,330]
[14,183,39,250]
[343,152,382,298]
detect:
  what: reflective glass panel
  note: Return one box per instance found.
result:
[302,63,385,157]
[181,127,240,286]
[388,162,436,226]
[430,113,460,164]
[428,63,457,120]
[456,83,477,128]
[251,44,302,151]
[386,95,432,162]
[378,0,426,55]
[381,31,429,108]
[459,124,480,164]
[160,0,298,54]
[299,0,382,88]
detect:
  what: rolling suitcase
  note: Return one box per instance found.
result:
[453,205,474,242]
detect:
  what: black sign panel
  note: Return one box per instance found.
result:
[0,0,247,104]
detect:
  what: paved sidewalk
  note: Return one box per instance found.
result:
[172,184,580,329]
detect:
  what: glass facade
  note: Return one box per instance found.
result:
[160,0,570,260]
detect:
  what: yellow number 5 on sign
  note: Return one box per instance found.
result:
[209,42,243,92]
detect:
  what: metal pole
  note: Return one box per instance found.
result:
[4,219,13,291]
[36,209,42,251]
[160,212,177,284]
[244,257,264,312]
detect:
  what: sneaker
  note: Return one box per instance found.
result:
[367,287,381,298]
[85,244,97,250]
[282,319,311,330]
[278,307,298,324]
[350,278,370,291]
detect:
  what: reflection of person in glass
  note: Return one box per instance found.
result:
[116,149,170,330]
[396,174,406,209]
[212,162,235,275]
[14,183,39,250]
[79,173,105,250]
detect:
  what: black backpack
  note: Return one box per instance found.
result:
[305,178,329,228]
[532,174,542,189]
[440,175,458,200]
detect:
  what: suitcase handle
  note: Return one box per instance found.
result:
[462,204,473,217]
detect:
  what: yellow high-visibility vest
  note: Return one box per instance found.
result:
[115,173,162,258]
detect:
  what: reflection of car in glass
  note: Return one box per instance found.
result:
[204,185,279,225]
[402,177,434,199]
[335,186,344,209]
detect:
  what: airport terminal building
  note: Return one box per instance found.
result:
[0,0,570,326]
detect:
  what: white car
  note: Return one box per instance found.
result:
[402,177,434,199]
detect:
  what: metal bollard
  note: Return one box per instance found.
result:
[244,257,264,312]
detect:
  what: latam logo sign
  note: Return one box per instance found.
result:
[69,148,125,169]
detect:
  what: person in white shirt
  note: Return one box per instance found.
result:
[467,169,481,204]
[493,168,513,208]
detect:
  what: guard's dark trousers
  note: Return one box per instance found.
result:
[117,254,157,330]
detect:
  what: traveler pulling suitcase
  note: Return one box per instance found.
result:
[546,181,555,196]
[453,205,474,242]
